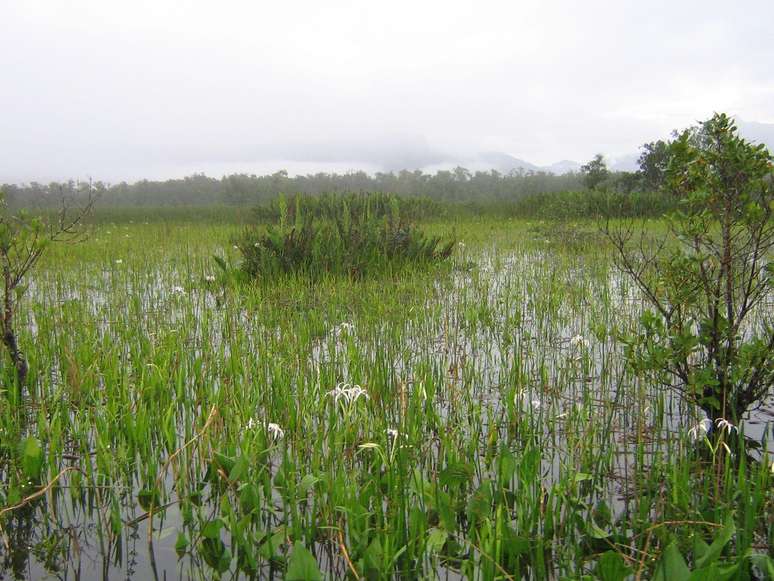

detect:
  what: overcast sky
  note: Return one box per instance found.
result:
[1,0,773,183]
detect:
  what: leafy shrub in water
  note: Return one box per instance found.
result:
[236,193,455,279]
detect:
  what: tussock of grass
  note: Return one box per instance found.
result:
[236,193,455,279]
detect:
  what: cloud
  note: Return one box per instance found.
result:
[1,0,773,182]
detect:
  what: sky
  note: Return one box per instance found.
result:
[1,0,773,183]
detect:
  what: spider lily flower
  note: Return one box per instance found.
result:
[246,419,285,440]
[115,259,123,265]
[267,423,285,440]
[171,286,186,295]
[688,418,713,440]
[326,383,369,405]
[204,275,216,283]
[715,418,737,436]
[330,322,355,337]
[569,334,589,348]
[512,390,542,410]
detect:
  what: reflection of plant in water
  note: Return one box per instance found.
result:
[1,504,36,578]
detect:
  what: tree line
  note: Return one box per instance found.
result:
[1,161,665,210]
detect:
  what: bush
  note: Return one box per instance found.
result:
[607,113,774,424]
[236,194,455,279]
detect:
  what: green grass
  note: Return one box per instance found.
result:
[0,215,771,580]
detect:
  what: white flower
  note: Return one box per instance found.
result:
[512,390,542,410]
[204,275,216,283]
[327,383,369,405]
[688,418,713,440]
[267,423,285,440]
[333,322,355,336]
[569,334,588,348]
[246,419,284,440]
[232,245,239,250]
[171,285,185,295]
[115,259,123,265]
[715,418,737,436]
[387,428,398,439]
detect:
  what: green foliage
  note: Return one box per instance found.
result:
[2,168,587,209]
[610,113,774,421]
[652,517,774,580]
[638,139,671,191]
[1,216,771,579]
[581,154,610,190]
[252,191,446,224]
[510,189,676,220]
[18,437,43,482]
[236,193,455,279]
[285,543,322,581]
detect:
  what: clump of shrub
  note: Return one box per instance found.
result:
[236,193,455,279]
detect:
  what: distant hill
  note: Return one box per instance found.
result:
[475,151,541,173]
[372,118,774,177]
[737,118,774,150]
[545,160,581,174]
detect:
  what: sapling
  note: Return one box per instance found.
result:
[0,187,95,386]
[606,113,773,425]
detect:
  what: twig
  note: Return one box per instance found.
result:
[0,466,83,549]
[468,539,515,581]
[338,525,361,579]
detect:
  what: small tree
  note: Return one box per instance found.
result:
[606,113,773,424]
[581,154,609,190]
[0,187,95,386]
[637,139,670,191]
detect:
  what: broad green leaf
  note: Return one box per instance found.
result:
[286,542,322,581]
[363,537,384,578]
[696,516,735,568]
[653,542,690,581]
[596,551,631,581]
[19,436,43,481]
[426,528,448,554]
[175,531,190,557]
[439,461,473,488]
